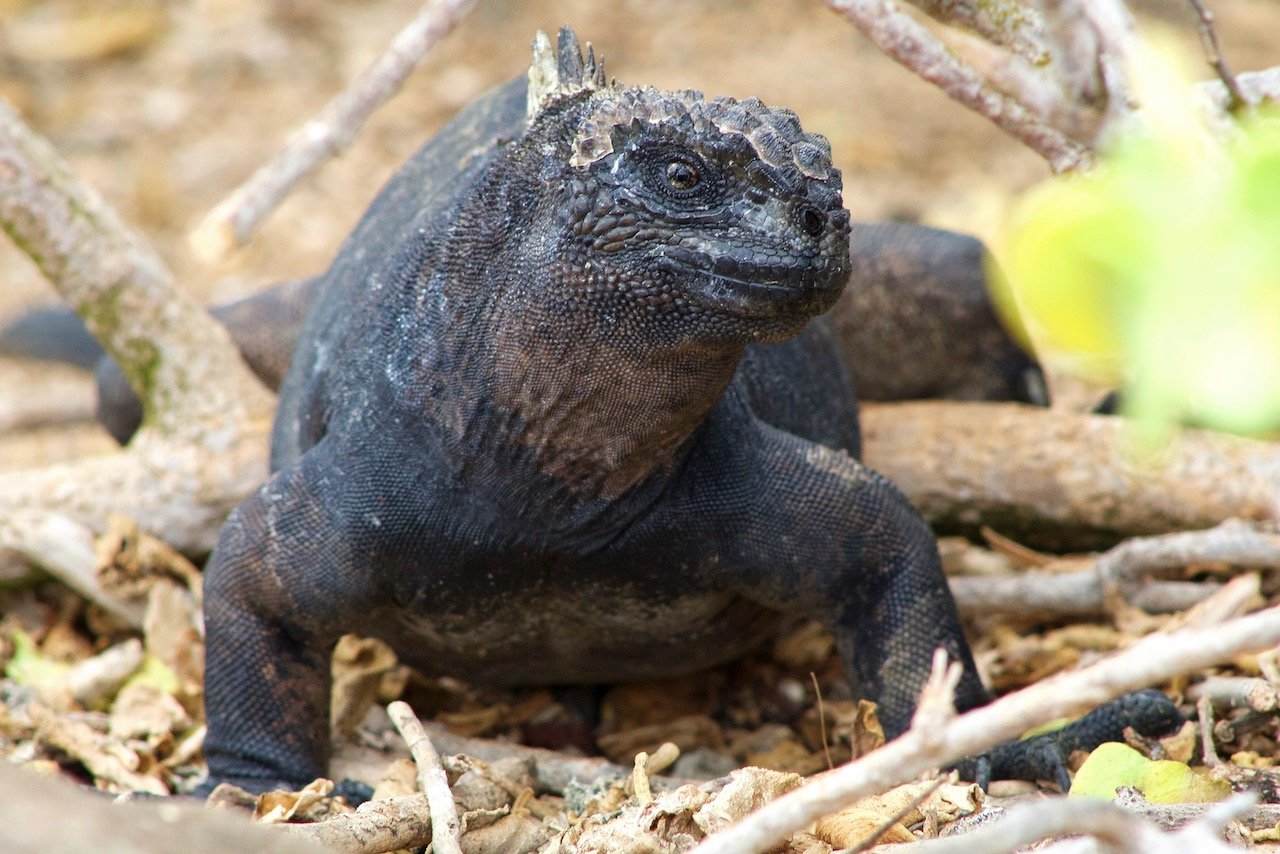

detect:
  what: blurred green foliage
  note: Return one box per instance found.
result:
[993,45,1280,440]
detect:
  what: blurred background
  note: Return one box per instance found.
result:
[0,0,1275,311]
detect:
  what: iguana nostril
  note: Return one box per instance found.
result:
[797,205,825,237]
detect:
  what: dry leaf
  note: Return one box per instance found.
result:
[331,634,399,738]
[814,807,915,847]
[772,621,835,670]
[849,699,885,758]
[436,704,508,738]
[601,674,723,731]
[96,515,201,604]
[813,779,982,847]
[142,579,203,699]
[692,767,804,836]
[462,809,554,853]
[371,757,418,801]
[254,777,336,824]
[598,714,724,764]
[109,682,191,744]
[744,736,825,775]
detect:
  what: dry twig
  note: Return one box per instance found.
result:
[190,0,476,260]
[950,519,1280,618]
[1186,0,1247,111]
[386,701,462,854]
[822,0,1092,172]
[1187,676,1280,712]
[692,604,1280,854]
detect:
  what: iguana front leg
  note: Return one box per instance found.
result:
[681,407,989,736]
[201,447,380,792]
[691,409,1179,783]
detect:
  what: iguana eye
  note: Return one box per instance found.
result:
[665,159,700,191]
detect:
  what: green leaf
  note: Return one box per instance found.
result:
[120,653,180,696]
[1069,742,1230,804]
[3,629,70,693]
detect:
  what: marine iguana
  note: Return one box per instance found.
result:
[1,28,1174,792]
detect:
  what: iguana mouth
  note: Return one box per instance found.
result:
[662,246,846,309]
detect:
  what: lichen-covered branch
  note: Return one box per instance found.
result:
[0,99,272,438]
[904,0,1048,65]
[0,98,275,594]
[190,0,477,260]
[861,402,1280,547]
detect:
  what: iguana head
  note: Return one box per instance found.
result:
[525,28,851,344]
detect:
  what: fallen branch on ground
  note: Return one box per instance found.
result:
[862,403,1280,548]
[0,96,274,611]
[692,602,1280,854]
[0,761,327,854]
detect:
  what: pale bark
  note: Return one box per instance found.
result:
[0,97,274,614]
[387,701,461,854]
[286,793,432,852]
[0,99,273,438]
[862,402,1280,546]
[823,0,1092,172]
[0,761,327,854]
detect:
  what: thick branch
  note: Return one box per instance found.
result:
[862,403,1280,547]
[0,99,272,437]
[692,604,1280,854]
[0,761,327,853]
[0,99,274,572]
[190,0,476,259]
[904,0,1048,64]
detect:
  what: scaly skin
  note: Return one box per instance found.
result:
[199,28,990,791]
